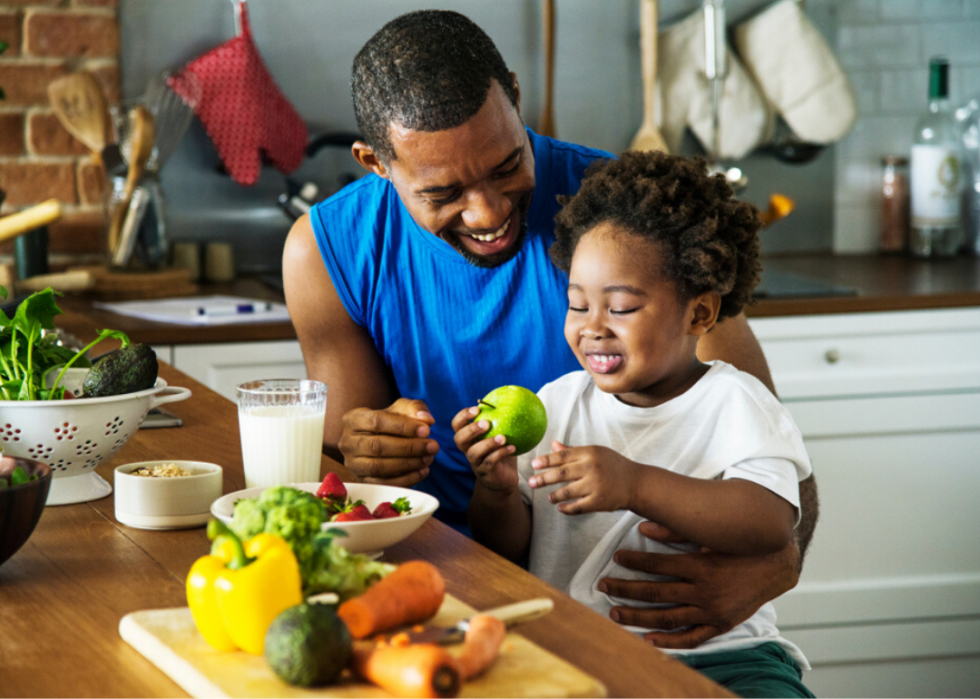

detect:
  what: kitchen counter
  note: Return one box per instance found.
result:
[0,362,730,699]
[749,253,980,317]
[51,254,980,348]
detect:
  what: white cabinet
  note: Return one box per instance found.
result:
[749,308,980,698]
[165,340,307,402]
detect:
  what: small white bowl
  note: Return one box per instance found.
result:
[211,482,439,555]
[114,461,223,530]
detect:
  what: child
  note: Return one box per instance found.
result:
[453,151,813,698]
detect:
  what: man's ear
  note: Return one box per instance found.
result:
[510,72,522,113]
[689,291,722,336]
[351,141,389,179]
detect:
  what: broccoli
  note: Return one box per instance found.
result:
[305,531,393,601]
[223,486,391,597]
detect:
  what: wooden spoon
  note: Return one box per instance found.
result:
[537,0,557,138]
[629,0,669,153]
[107,105,155,257]
[47,72,110,164]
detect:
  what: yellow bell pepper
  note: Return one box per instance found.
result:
[186,519,303,655]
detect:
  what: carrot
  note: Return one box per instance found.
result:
[351,641,461,698]
[338,560,445,639]
[455,614,507,680]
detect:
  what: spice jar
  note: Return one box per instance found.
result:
[880,156,910,253]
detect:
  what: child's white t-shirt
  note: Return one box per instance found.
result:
[517,361,812,667]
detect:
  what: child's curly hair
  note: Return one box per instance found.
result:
[550,150,761,321]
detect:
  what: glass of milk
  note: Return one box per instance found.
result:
[236,379,327,488]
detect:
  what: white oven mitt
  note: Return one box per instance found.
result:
[734,0,856,144]
[658,9,772,159]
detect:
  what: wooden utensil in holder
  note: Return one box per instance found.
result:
[107,105,155,261]
[629,0,669,153]
[537,0,557,138]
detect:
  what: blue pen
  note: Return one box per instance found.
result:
[194,302,275,317]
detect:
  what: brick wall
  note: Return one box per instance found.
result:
[828,0,980,252]
[0,0,119,263]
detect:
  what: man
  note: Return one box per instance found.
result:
[284,9,818,654]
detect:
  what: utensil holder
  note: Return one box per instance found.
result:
[15,226,49,280]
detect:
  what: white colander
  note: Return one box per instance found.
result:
[0,369,191,505]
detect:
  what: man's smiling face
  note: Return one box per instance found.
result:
[362,80,536,268]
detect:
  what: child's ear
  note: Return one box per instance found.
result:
[689,291,722,336]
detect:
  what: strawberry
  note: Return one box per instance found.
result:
[372,497,413,519]
[316,472,347,507]
[334,502,374,522]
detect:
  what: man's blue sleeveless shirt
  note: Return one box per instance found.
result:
[309,129,612,529]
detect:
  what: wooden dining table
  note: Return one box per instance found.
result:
[0,362,731,698]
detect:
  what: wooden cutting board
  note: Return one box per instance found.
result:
[119,594,607,698]
[72,265,198,300]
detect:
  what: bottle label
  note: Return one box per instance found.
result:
[911,145,961,227]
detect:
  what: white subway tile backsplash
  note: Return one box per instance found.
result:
[849,70,880,115]
[836,115,920,162]
[837,0,880,24]
[834,202,880,253]
[920,21,980,65]
[879,0,963,21]
[960,65,980,101]
[837,24,922,69]
[880,68,928,113]
[836,158,878,204]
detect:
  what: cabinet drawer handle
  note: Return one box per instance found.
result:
[824,348,841,364]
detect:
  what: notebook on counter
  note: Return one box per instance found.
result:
[94,295,291,325]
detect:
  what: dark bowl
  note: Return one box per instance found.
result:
[0,456,52,567]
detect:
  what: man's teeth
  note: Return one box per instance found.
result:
[592,355,617,364]
[468,218,509,242]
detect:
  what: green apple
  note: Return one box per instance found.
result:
[475,385,548,456]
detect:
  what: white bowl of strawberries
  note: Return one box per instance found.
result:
[210,474,439,555]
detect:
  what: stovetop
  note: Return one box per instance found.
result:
[753,268,858,299]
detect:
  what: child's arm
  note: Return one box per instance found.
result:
[452,406,532,563]
[530,441,796,556]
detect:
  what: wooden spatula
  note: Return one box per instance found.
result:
[537,0,557,138]
[107,105,155,258]
[47,71,110,163]
[629,0,669,153]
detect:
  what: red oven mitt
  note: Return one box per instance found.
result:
[168,2,307,186]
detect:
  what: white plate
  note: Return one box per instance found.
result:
[210,482,439,554]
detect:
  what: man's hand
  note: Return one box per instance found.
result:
[338,398,440,487]
[599,521,801,649]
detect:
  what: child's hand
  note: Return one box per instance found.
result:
[528,440,638,514]
[451,406,518,494]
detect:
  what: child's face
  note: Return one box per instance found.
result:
[564,222,713,408]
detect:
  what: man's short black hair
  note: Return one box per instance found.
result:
[551,150,762,321]
[351,10,519,163]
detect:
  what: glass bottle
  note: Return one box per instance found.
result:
[910,57,963,257]
[880,156,909,253]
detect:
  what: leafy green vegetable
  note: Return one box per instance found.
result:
[0,466,39,489]
[226,486,392,599]
[0,286,130,401]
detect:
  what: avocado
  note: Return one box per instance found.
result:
[81,343,159,397]
[265,602,351,688]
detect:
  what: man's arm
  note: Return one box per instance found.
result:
[283,215,438,485]
[698,312,775,393]
[696,312,818,559]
